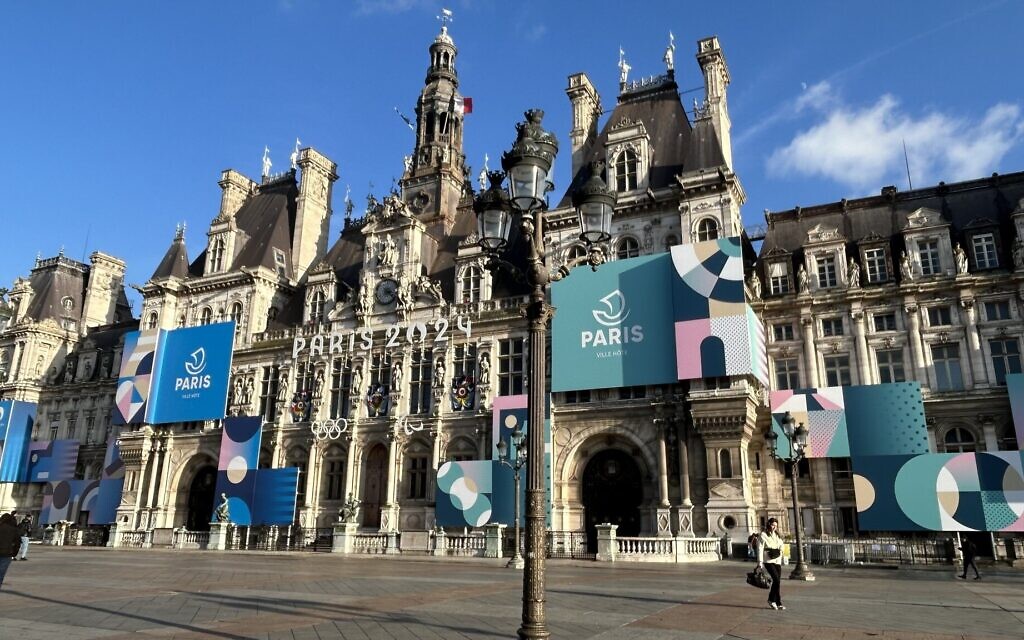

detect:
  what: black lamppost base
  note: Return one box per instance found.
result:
[789,561,816,581]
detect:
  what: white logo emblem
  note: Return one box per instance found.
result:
[0,406,5,423]
[184,347,207,376]
[592,290,630,326]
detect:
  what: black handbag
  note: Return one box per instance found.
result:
[746,566,771,589]
[766,547,781,560]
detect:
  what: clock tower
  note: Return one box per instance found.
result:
[400,21,468,236]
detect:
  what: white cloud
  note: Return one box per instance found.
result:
[355,0,426,15]
[768,85,1024,191]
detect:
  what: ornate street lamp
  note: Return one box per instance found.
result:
[474,109,616,639]
[496,427,527,569]
[765,411,816,581]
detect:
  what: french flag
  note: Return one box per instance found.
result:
[455,96,473,115]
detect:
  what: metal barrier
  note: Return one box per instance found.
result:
[546,531,594,560]
[801,537,954,565]
[227,525,333,552]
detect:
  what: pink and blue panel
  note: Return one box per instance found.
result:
[436,460,495,527]
[252,467,299,526]
[26,440,80,482]
[213,415,262,526]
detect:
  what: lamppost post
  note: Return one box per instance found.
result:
[474,109,615,640]
[765,411,815,581]
[497,428,527,569]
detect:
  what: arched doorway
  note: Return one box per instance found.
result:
[362,444,388,529]
[185,465,217,531]
[582,449,642,552]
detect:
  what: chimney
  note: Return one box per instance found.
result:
[218,169,257,219]
[81,252,127,330]
[291,147,339,280]
[566,73,602,178]
[696,36,733,170]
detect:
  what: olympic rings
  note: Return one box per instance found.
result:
[310,419,349,441]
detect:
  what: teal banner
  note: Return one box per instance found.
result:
[552,254,676,392]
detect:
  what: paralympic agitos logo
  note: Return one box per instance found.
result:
[174,347,212,391]
[580,290,644,348]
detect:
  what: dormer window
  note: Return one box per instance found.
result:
[210,238,226,272]
[917,239,941,276]
[145,312,158,330]
[696,218,719,242]
[273,249,287,277]
[310,291,326,323]
[616,237,640,260]
[817,255,837,288]
[199,307,213,326]
[230,302,244,333]
[971,233,998,269]
[613,149,638,192]
[768,261,791,295]
[460,266,482,303]
[863,247,889,283]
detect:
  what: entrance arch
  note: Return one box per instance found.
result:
[582,449,642,552]
[362,444,388,529]
[185,465,217,531]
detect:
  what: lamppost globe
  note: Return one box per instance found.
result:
[572,160,615,245]
[474,171,514,252]
[496,438,508,460]
[793,421,809,449]
[501,109,557,212]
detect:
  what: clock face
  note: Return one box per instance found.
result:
[375,279,399,305]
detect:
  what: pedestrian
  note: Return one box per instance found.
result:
[0,513,21,589]
[747,531,759,560]
[757,517,786,610]
[17,516,31,560]
[959,538,980,580]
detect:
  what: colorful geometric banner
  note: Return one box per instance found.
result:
[770,382,929,459]
[0,400,35,482]
[41,479,96,524]
[551,254,677,392]
[213,415,262,526]
[113,322,235,425]
[26,440,80,482]
[853,452,1024,532]
[1006,373,1024,447]
[670,238,768,385]
[89,436,125,525]
[436,460,495,527]
[252,467,299,526]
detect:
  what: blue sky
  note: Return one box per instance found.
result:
[2,1,1022,312]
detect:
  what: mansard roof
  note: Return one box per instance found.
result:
[188,172,299,278]
[23,255,88,323]
[757,171,1024,272]
[558,76,706,206]
[150,232,190,281]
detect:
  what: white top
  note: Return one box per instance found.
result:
[758,530,784,565]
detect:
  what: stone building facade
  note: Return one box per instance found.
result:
[2,23,1021,551]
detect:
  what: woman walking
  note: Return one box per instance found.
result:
[757,518,786,610]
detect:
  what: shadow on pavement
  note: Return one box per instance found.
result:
[4,590,251,640]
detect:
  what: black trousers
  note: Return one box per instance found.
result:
[764,562,783,604]
[961,556,980,578]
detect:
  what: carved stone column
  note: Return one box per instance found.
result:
[653,418,672,537]
[961,299,988,387]
[905,304,929,385]
[673,415,694,537]
[381,428,401,532]
[850,309,872,385]
[800,316,819,387]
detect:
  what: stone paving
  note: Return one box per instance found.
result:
[0,547,1022,639]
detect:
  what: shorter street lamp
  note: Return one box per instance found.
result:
[496,427,527,569]
[765,411,816,581]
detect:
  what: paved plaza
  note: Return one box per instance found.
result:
[0,548,1022,639]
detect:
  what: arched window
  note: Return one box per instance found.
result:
[199,307,213,326]
[664,235,679,249]
[310,291,326,323]
[445,437,478,463]
[230,302,243,334]
[614,149,638,192]
[267,306,278,322]
[145,312,158,330]
[943,427,977,453]
[210,238,226,272]
[565,244,587,264]
[719,449,733,478]
[616,237,640,260]
[460,266,481,303]
[696,218,719,242]
[322,446,346,501]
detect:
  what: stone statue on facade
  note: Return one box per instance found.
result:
[416,276,444,302]
[478,353,490,386]
[355,286,371,315]
[232,376,243,405]
[338,493,360,524]
[954,243,969,275]
[747,272,762,301]
[797,264,809,294]
[277,370,289,403]
[663,31,675,71]
[618,47,631,84]
[403,155,412,174]
[433,357,445,389]
[261,146,272,178]
[848,257,861,288]
[1014,238,1024,269]
[242,377,254,405]
[396,280,413,313]
[379,236,398,268]
[391,361,403,390]
[313,368,325,399]
[351,366,363,397]
[290,138,301,170]
[900,251,914,281]
[213,493,231,523]
[101,351,113,378]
